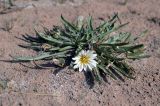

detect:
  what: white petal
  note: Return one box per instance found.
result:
[72,56,80,60]
[91,62,97,67]
[79,50,85,55]
[86,50,90,54]
[73,64,79,69]
[90,60,97,67]
[83,64,87,71]
[79,65,83,72]
[87,51,97,59]
[88,61,95,68]
[91,54,97,59]
[83,50,87,55]
[79,64,84,72]
[87,64,93,70]
[79,68,83,72]
[74,59,80,64]
[77,61,81,65]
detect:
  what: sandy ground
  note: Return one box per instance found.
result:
[0,0,160,106]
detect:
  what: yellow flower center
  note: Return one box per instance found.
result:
[80,55,90,64]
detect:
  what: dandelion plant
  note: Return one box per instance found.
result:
[14,14,149,83]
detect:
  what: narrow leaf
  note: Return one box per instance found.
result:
[61,15,78,32]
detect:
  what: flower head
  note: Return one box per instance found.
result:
[72,50,97,72]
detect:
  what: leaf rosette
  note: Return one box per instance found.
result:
[14,14,149,83]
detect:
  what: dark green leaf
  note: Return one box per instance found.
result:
[111,64,134,79]
[97,64,117,80]
[61,15,78,33]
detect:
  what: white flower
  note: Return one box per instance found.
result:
[72,50,97,72]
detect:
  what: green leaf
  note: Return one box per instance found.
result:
[14,51,69,61]
[14,52,53,61]
[99,22,129,42]
[37,31,73,46]
[95,21,109,31]
[59,35,71,42]
[49,47,60,51]
[87,16,93,31]
[119,44,144,52]
[61,15,78,33]
[18,44,41,50]
[77,16,84,30]
[108,13,118,22]
[127,54,150,59]
[111,64,134,79]
[100,42,128,46]
[80,34,87,42]
[103,54,124,61]
[93,67,102,82]
[106,32,131,43]
[97,64,117,80]
[133,30,148,41]
[38,32,63,44]
[59,46,73,51]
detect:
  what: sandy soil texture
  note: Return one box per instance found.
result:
[0,0,160,106]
